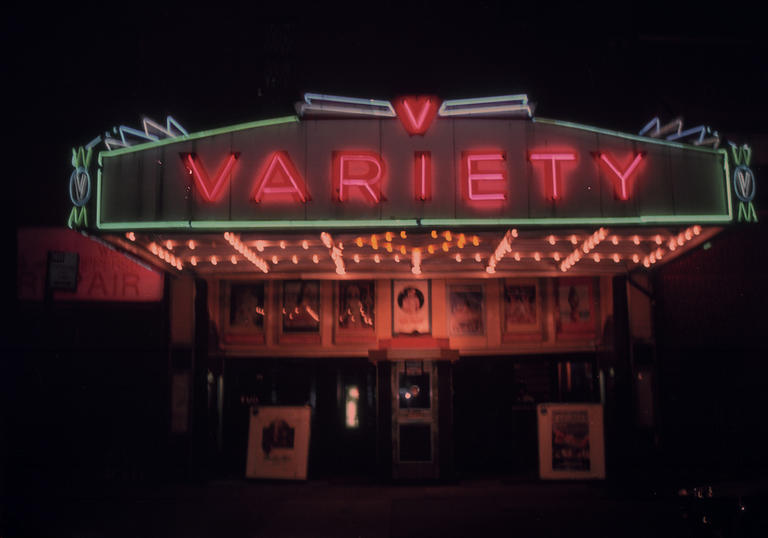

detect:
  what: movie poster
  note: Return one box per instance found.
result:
[557,278,595,334]
[551,410,591,471]
[448,285,484,336]
[392,280,431,335]
[245,406,311,480]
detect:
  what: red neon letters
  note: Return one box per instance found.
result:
[178,148,647,206]
[182,152,240,203]
[597,152,645,200]
[529,152,577,200]
[251,151,309,203]
[394,96,440,135]
[333,152,384,203]
[414,152,432,201]
[462,152,507,201]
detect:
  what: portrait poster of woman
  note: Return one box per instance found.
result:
[220,281,266,345]
[392,280,431,335]
[556,277,596,335]
[338,280,375,331]
[282,280,320,333]
[447,285,484,336]
[503,280,541,334]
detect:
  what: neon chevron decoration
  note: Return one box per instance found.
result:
[438,95,532,117]
[104,115,188,150]
[297,93,396,117]
[182,152,240,203]
[393,96,440,135]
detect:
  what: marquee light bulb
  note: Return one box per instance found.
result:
[292,255,298,264]
[431,230,438,239]
[165,240,173,250]
[353,254,360,263]
[472,236,480,247]
[190,256,197,266]
[400,230,407,239]
[475,253,482,262]
[231,255,237,265]
[570,235,578,245]
[611,235,619,245]
[427,244,435,254]
[612,253,620,263]
[633,235,640,245]
[312,254,319,263]
[355,237,364,247]
[272,256,278,264]
[394,254,400,263]
[302,240,309,250]
[632,254,640,263]
[385,231,393,242]
[374,254,381,263]
[280,240,286,249]
[534,252,541,261]
[126,232,136,241]
[548,235,556,245]
[210,256,218,266]
[455,254,462,262]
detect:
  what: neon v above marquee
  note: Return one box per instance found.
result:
[95,94,732,231]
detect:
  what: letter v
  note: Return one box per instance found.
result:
[182,152,240,203]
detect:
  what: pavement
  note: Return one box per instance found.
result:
[3,476,768,537]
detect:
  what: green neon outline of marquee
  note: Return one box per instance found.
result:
[95,115,734,231]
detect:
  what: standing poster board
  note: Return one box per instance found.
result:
[537,403,605,479]
[246,406,311,480]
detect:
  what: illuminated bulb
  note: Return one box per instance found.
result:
[370,235,379,249]
[385,231,393,242]
[593,253,600,263]
[126,232,136,241]
[355,237,364,247]
[210,256,218,266]
[685,229,693,241]
[632,254,640,263]
[486,266,496,274]
[400,245,407,255]
[677,234,685,246]
[612,254,620,263]
[611,236,619,245]
[427,245,435,254]
[385,243,393,253]
[458,234,466,248]
[693,225,702,235]
[190,256,197,266]
[292,255,298,264]
[472,235,480,247]
[271,256,278,264]
[553,252,561,261]
[643,258,651,268]
[231,255,237,265]
[444,230,452,241]
[442,242,450,252]
[513,252,521,261]
[570,235,578,245]
[668,241,677,251]
[280,241,286,249]
[455,254,462,262]
[475,253,482,262]
[649,253,656,264]
[400,230,407,239]
[394,254,400,263]
[374,254,381,263]
[655,248,664,259]
[353,254,360,263]
[165,240,173,250]
[337,242,343,250]
[431,230,438,239]
[655,235,662,245]
[312,254,319,263]
[302,240,309,250]
[255,240,264,252]
[548,235,556,245]
[633,235,640,245]
[534,252,541,261]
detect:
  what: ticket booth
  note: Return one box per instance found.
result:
[371,346,458,481]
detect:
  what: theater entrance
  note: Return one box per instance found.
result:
[370,346,458,481]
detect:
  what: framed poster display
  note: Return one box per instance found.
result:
[221,281,266,345]
[245,405,311,480]
[392,280,431,336]
[336,280,376,343]
[282,280,320,336]
[555,277,596,336]
[502,279,543,340]
[537,403,605,479]
[447,284,484,336]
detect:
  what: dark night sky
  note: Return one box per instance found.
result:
[6,2,767,227]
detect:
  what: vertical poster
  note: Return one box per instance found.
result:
[392,280,431,335]
[338,280,375,330]
[556,278,595,335]
[282,280,320,333]
[551,410,590,471]
[447,284,484,336]
[537,403,605,479]
[246,406,311,480]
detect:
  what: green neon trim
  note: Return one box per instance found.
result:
[96,168,102,228]
[722,149,734,222]
[533,117,723,154]
[737,202,758,222]
[95,213,731,231]
[98,115,299,159]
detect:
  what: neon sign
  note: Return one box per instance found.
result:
[529,152,577,201]
[730,143,758,223]
[251,151,309,203]
[393,96,440,135]
[596,152,645,200]
[333,152,385,203]
[182,152,240,203]
[68,146,93,229]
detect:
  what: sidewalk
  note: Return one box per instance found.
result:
[3,478,701,538]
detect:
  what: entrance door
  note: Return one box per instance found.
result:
[391,360,439,479]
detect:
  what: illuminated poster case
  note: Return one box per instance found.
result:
[537,403,605,480]
[245,406,311,480]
